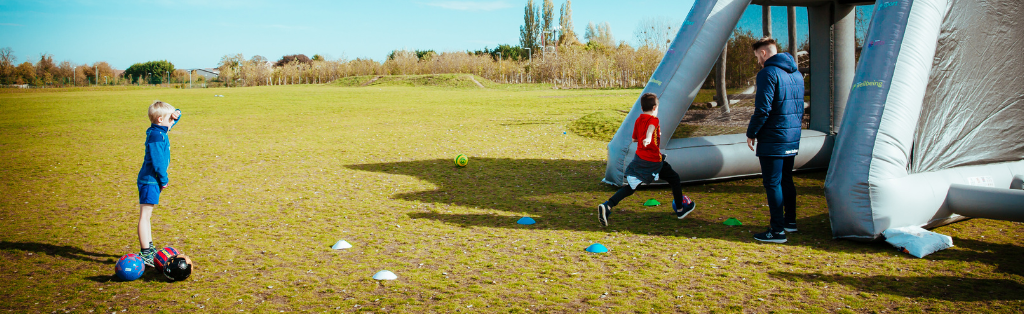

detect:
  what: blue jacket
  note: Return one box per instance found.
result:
[746,53,804,157]
[137,111,181,186]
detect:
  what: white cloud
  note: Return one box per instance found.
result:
[424,1,512,11]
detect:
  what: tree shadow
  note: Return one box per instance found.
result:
[769,271,1024,301]
[0,241,119,265]
[345,158,879,253]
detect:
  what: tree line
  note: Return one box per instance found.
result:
[0,47,121,87]
[1,0,772,89]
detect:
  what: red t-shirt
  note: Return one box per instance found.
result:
[633,114,662,162]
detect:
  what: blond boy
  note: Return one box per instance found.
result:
[136,101,181,266]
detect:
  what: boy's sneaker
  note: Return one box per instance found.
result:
[672,196,696,219]
[598,203,611,227]
[753,229,787,243]
[138,249,156,267]
[784,222,798,233]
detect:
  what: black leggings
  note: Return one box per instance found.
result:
[606,161,683,207]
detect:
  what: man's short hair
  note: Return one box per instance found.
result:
[148,101,175,124]
[751,37,778,51]
[640,93,658,112]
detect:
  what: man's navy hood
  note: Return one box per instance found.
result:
[764,53,798,74]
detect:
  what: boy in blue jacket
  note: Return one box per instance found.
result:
[745,38,804,243]
[136,101,182,266]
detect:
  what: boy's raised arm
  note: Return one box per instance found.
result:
[170,109,182,129]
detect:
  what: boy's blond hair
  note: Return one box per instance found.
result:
[148,101,175,124]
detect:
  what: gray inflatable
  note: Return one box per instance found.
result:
[825,0,1024,240]
[603,0,835,187]
[604,0,1024,241]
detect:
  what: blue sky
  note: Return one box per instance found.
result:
[0,0,836,70]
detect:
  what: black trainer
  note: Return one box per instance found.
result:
[672,196,696,219]
[784,222,798,233]
[598,203,610,227]
[754,229,787,243]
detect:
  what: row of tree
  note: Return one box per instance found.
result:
[211,28,761,89]
[0,0,774,89]
[0,47,121,86]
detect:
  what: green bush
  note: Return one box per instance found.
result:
[124,60,174,84]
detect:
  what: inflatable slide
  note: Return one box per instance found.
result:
[604,0,1023,241]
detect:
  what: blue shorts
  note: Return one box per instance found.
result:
[138,184,161,205]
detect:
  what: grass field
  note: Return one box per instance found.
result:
[1,81,1022,313]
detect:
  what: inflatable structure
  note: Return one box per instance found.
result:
[825,0,1024,240]
[603,0,1023,241]
[603,0,847,187]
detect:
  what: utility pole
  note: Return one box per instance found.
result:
[524,47,531,83]
[94,66,98,86]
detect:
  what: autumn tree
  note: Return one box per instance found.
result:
[275,54,312,67]
[36,54,57,85]
[56,61,74,85]
[0,47,15,84]
[584,22,615,48]
[519,0,540,53]
[14,62,36,85]
[218,54,244,85]
[558,0,580,46]
[541,0,555,46]
[92,62,115,84]
[634,17,680,51]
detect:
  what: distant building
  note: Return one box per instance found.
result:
[185,68,219,81]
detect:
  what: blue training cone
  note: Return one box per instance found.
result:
[517,217,536,225]
[585,243,609,253]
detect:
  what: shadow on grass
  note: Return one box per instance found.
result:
[346,158,880,253]
[769,271,1024,301]
[0,241,119,265]
[85,269,173,283]
[930,238,1024,277]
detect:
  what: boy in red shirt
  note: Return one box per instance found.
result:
[598,93,696,226]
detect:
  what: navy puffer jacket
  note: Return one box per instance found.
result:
[746,52,804,157]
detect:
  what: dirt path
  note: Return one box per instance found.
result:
[466,75,485,88]
[360,76,383,87]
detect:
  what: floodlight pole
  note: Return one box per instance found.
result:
[524,47,531,82]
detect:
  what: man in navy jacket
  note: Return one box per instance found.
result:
[746,37,804,243]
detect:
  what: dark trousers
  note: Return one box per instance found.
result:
[759,156,797,232]
[606,161,684,207]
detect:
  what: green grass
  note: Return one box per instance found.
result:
[1,84,1022,313]
[567,110,627,142]
[330,74,504,89]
